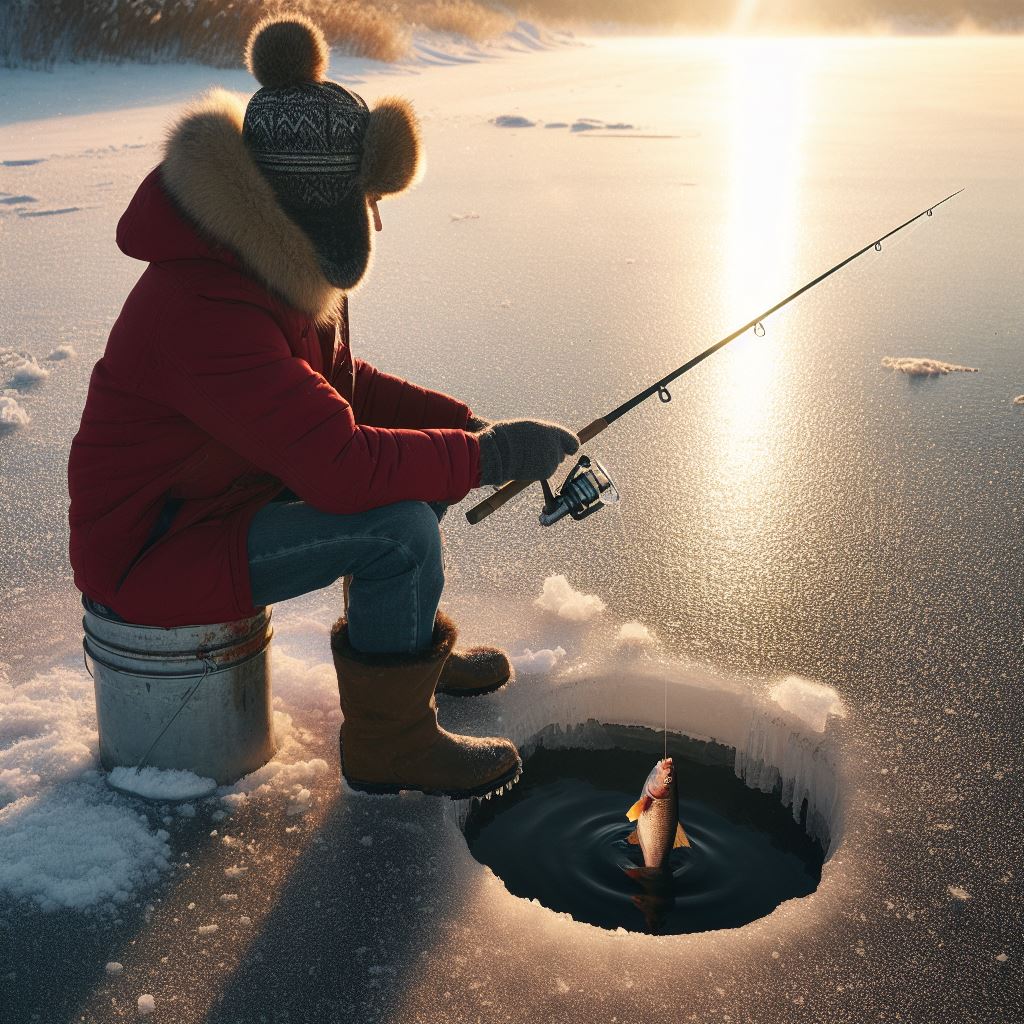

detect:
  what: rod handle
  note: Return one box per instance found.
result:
[464,417,610,525]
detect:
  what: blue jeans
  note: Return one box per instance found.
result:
[247,498,445,654]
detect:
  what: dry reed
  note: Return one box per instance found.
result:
[1,0,515,69]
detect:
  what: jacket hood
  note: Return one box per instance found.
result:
[119,88,344,324]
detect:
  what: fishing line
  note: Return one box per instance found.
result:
[663,675,668,761]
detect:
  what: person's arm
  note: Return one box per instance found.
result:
[352,358,476,430]
[151,298,480,514]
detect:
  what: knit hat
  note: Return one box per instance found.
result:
[242,14,422,290]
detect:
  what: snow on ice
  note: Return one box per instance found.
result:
[534,574,606,622]
[0,393,31,430]
[491,114,536,127]
[108,766,217,802]
[881,356,978,376]
[511,646,567,674]
[0,642,341,911]
[0,347,49,387]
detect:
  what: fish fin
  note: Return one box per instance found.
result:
[673,822,691,849]
[626,799,646,822]
[626,830,641,845]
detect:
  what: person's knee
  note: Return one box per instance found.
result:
[385,501,443,574]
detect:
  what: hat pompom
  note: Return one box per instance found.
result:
[245,15,329,89]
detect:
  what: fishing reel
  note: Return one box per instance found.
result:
[539,455,620,527]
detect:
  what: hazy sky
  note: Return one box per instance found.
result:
[516,1,1022,30]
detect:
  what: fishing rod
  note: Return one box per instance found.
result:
[466,188,964,527]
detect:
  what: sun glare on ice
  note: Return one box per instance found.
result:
[713,40,813,499]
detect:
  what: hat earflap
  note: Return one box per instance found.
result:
[360,97,423,198]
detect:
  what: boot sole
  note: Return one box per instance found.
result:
[341,748,522,801]
[436,672,512,698]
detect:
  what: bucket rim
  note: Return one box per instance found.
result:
[84,633,272,680]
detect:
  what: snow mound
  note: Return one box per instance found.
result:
[534,575,606,622]
[770,676,846,733]
[0,664,174,911]
[616,621,656,647]
[0,348,49,387]
[47,344,76,361]
[0,650,335,911]
[881,356,978,376]
[0,791,171,912]
[511,647,567,675]
[0,394,31,430]
[108,766,217,802]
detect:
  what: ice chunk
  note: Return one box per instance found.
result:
[511,647,566,674]
[615,622,656,647]
[105,962,123,975]
[197,923,219,935]
[534,575,606,622]
[137,994,155,1015]
[47,345,76,360]
[770,677,846,733]
[948,885,970,900]
[224,864,248,879]
[881,356,978,376]
[1013,395,1024,405]
[0,394,30,430]
[108,767,216,802]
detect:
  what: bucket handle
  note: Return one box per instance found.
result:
[82,640,94,680]
[133,656,218,775]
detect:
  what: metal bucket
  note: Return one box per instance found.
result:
[84,601,277,785]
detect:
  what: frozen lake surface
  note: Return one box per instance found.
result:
[1,33,1022,1023]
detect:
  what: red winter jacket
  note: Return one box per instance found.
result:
[68,160,480,627]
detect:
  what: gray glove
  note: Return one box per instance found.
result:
[465,414,492,433]
[477,419,580,486]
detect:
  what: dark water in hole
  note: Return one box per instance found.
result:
[464,732,825,935]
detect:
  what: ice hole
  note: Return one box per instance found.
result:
[461,723,830,934]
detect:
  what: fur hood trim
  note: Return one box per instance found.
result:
[161,88,344,323]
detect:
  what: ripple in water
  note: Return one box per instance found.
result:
[464,730,824,934]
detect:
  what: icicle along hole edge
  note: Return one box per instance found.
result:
[445,664,847,937]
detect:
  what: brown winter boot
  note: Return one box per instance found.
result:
[436,644,513,697]
[331,612,522,798]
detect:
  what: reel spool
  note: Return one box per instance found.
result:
[539,455,620,527]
